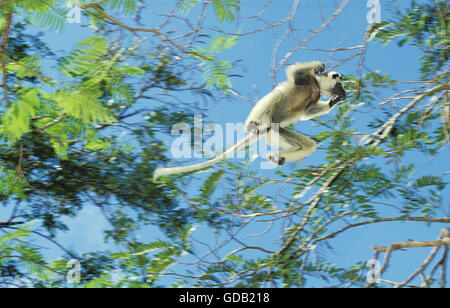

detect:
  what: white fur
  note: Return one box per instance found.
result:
[153,62,345,180]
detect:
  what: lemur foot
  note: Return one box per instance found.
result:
[314,63,326,75]
[247,121,271,136]
[246,120,259,135]
[267,153,286,166]
[329,95,346,108]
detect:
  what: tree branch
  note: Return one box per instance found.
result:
[1,12,12,107]
[372,239,450,253]
[84,5,211,60]
[370,228,449,288]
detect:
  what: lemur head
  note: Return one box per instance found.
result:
[317,71,346,99]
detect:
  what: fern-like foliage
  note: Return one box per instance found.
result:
[15,0,56,12]
[59,36,110,78]
[0,88,42,144]
[103,0,138,15]
[193,36,238,92]
[6,55,42,78]
[177,0,201,15]
[178,0,240,23]
[202,60,232,91]
[23,5,67,33]
[0,166,26,198]
[55,90,115,124]
[213,0,240,23]
[200,170,225,199]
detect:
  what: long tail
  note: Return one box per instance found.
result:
[153,133,260,180]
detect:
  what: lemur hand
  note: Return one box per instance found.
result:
[314,63,326,75]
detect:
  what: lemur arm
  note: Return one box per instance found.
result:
[300,93,346,121]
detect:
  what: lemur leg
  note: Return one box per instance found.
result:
[245,89,282,135]
[265,127,317,165]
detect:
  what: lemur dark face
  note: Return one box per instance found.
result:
[331,77,346,98]
[317,71,346,99]
[317,71,343,82]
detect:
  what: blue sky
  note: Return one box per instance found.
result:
[1,0,448,286]
[150,0,448,286]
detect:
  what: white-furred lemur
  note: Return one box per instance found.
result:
[153,61,346,180]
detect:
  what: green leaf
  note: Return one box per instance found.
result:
[59,36,109,77]
[177,0,202,15]
[0,228,31,241]
[133,240,174,256]
[104,0,137,15]
[25,5,66,33]
[0,88,42,143]
[6,55,42,78]
[200,169,225,199]
[55,90,116,124]
[213,0,240,23]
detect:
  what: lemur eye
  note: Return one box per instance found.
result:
[332,73,340,79]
